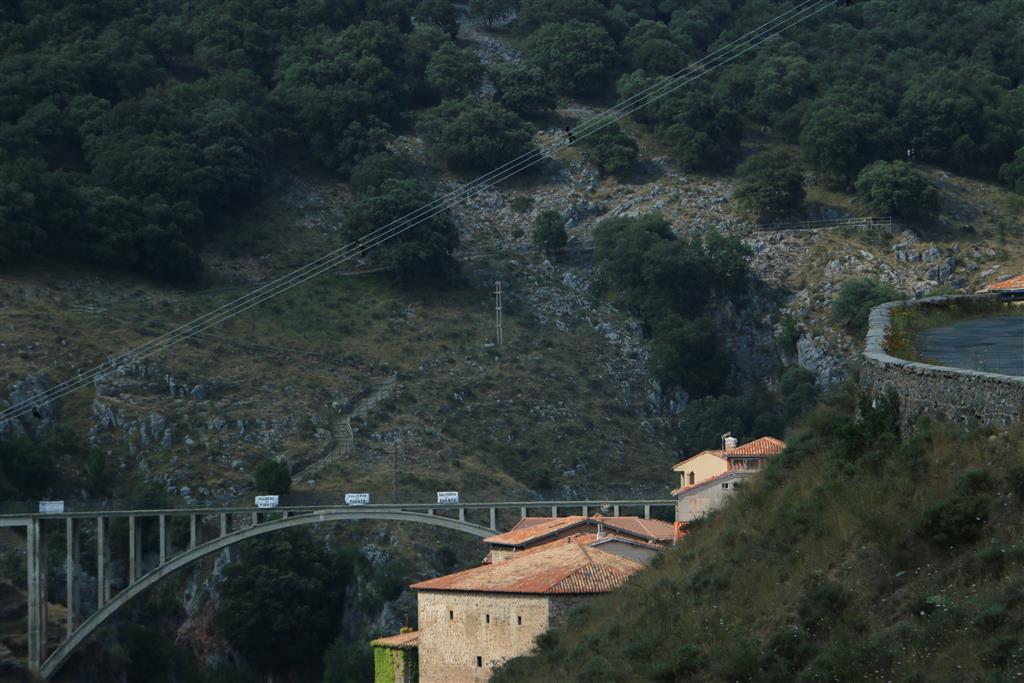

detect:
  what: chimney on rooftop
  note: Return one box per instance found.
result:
[596,521,605,540]
[722,432,737,450]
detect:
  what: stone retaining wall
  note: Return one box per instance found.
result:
[861,295,1024,431]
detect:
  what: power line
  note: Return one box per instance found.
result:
[0,0,837,426]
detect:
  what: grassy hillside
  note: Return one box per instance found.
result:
[494,387,1024,682]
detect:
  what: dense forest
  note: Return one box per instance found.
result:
[1,0,1022,278]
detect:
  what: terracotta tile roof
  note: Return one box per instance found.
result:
[726,436,787,456]
[484,515,674,547]
[672,436,786,470]
[592,516,676,543]
[410,542,643,595]
[982,274,1024,292]
[372,630,419,649]
[483,516,588,547]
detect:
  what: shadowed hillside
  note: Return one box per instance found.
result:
[494,387,1024,682]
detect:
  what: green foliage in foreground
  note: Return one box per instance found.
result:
[830,277,905,337]
[494,389,1024,682]
[855,161,940,221]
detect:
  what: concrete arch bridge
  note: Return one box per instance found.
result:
[0,498,674,679]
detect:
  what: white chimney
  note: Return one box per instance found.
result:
[724,436,738,450]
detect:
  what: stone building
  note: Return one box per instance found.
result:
[371,628,419,683]
[672,436,786,522]
[482,514,676,563]
[409,542,644,682]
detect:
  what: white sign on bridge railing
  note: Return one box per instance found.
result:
[38,500,65,514]
[345,493,370,506]
[436,491,460,504]
[255,495,279,509]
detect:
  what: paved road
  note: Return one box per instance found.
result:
[917,316,1024,376]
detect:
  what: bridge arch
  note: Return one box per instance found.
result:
[40,509,493,679]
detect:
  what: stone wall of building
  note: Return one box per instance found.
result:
[861,296,1024,432]
[675,472,756,522]
[417,591,551,683]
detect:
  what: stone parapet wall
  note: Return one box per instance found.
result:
[861,296,1024,431]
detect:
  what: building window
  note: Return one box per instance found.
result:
[722,483,729,489]
[476,656,483,668]
[688,472,695,485]
[517,616,522,625]
[486,614,490,624]
[449,610,453,620]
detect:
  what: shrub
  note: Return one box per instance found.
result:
[417,97,532,172]
[253,458,291,494]
[581,120,638,177]
[798,581,849,634]
[532,210,567,254]
[735,150,805,220]
[525,21,619,96]
[854,161,940,220]
[999,147,1024,193]
[830,278,904,337]
[918,494,989,548]
[349,153,412,194]
[491,64,557,116]
[425,42,484,99]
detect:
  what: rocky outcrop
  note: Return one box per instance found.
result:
[0,373,58,441]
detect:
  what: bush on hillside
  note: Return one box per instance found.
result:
[581,120,638,177]
[854,161,940,220]
[525,21,619,96]
[468,0,515,28]
[344,177,460,281]
[425,42,484,99]
[999,148,1024,194]
[532,210,567,255]
[830,278,904,337]
[491,64,557,116]
[735,150,805,220]
[349,152,413,194]
[417,97,532,172]
[253,458,291,494]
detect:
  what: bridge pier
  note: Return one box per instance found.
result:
[159,514,168,565]
[489,508,497,531]
[644,505,650,520]
[582,505,588,517]
[458,508,466,523]
[251,512,259,527]
[550,505,557,518]
[65,518,80,637]
[129,516,142,583]
[27,517,46,672]
[189,515,198,549]
[97,517,110,608]
[219,513,228,537]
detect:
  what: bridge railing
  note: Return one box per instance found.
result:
[0,486,675,517]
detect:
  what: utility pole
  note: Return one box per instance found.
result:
[493,281,503,345]
[391,439,398,503]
